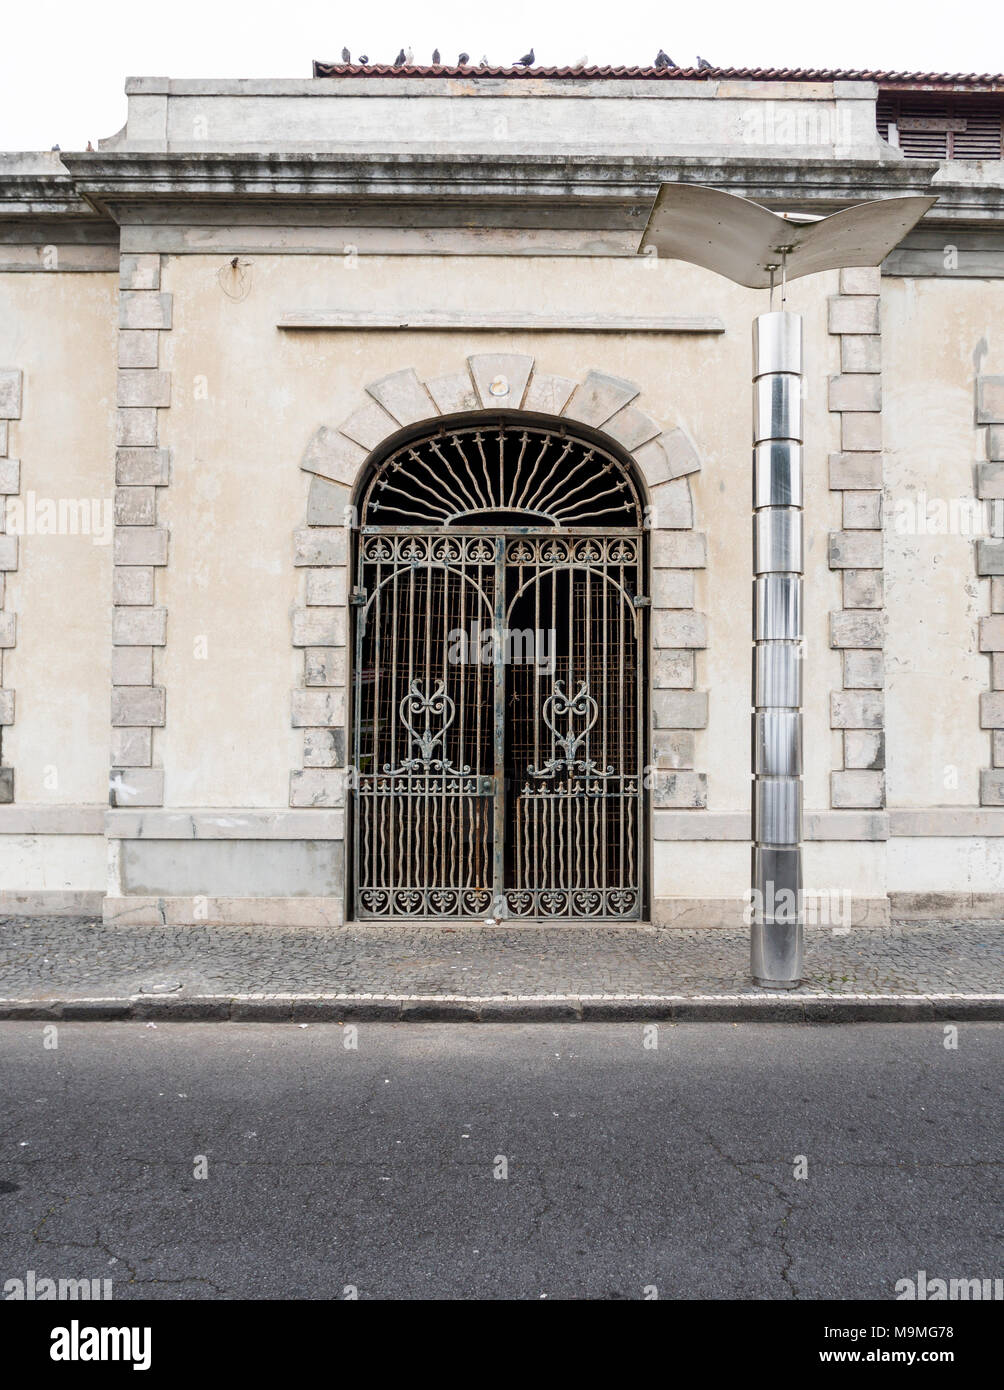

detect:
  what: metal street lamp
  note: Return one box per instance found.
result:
[639,185,935,988]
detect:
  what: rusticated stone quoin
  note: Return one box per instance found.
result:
[827,267,885,809]
[0,367,22,801]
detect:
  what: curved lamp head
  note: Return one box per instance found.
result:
[639,183,938,288]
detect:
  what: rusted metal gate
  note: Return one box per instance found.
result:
[351,417,645,920]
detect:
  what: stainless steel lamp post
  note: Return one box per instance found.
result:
[751,304,804,986]
[639,183,936,989]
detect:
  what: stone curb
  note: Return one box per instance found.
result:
[0,994,1001,1023]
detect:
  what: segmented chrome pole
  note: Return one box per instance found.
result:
[751,310,804,987]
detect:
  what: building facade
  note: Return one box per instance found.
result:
[1,64,1003,927]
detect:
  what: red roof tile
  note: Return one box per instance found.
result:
[312,61,1004,90]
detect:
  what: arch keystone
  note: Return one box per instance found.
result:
[468,354,534,409]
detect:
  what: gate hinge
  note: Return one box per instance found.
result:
[633,594,651,608]
[350,586,368,606]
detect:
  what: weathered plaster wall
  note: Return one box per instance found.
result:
[882,277,1000,808]
[0,272,116,806]
[157,252,842,825]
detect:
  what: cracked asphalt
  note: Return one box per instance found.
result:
[0,1021,1000,1299]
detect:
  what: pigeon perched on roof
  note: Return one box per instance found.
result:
[394,48,406,66]
[654,49,676,70]
[341,47,350,63]
[697,55,713,69]
[406,47,414,63]
[432,48,440,64]
[458,52,470,64]
[514,48,534,67]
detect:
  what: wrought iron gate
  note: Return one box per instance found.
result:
[351,418,645,921]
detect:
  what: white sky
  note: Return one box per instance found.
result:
[1,0,1000,151]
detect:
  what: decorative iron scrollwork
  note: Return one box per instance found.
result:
[383,679,471,775]
[526,680,614,779]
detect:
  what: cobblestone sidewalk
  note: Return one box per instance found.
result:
[0,916,1000,1020]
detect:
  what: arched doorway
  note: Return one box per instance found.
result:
[351,412,646,920]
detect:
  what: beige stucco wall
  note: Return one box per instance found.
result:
[0,271,116,805]
[158,252,843,814]
[883,277,999,808]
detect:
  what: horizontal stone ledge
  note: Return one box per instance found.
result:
[0,890,105,917]
[889,808,1004,836]
[0,804,106,834]
[106,808,345,839]
[102,896,345,928]
[278,312,726,333]
[652,810,889,841]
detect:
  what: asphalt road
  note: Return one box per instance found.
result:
[0,1022,1000,1300]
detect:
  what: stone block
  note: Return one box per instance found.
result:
[831,769,885,808]
[0,535,19,570]
[830,611,883,648]
[112,567,154,606]
[651,530,706,569]
[114,526,168,566]
[119,254,161,290]
[113,606,167,646]
[118,331,160,369]
[303,727,347,768]
[844,729,885,770]
[118,291,172,331]
[979,616,1004,651]
[977,540,1004,575]
[294,527,348,567]
[116,447,170,486]
[652,771,707,809]
[0,457,20,494]
[114,486,156,525]
[828,452,883,489]
[306,476,351,527]
[991,653,1004,690]
[987,426,1004,461]
[651,730,695,769]
[842,491,883,529]
[602,404,661,452]
[828,296,879,335]
[305,568,348,606]
[839,266,881,295]
[292,607,345,648]
[842,648,884,688]
[522,372,576,415]
[563,369,638,427]
[336,400,398,451]
[829,530,883,569]
[992,577,1004,613]
[115,409,158,448]
[0,612,15,647]
[993,730,1004,766]
[653,649,695,688]
[979,769,1004,805]
[289,768,345,808]
[304,648,347,686]
[652,610,707,649]
[840,335,882,374]
[110,768,164,807]
[0,369,23,419]
[111,686,166,727]
[300,427,366,486]
[977,461,1004,500]
[467,354,534,410]
[828,374,881,412]
[425,371,480,415]
[651,569,694,608]
[111,727,152,767]
[830,690,884,729]
[649,478,694,529]
[652,689,708,729]
[976,376,1004,425]
[111,646,153,686]
[366,368,435,425]
[291,688,346,728]
[0,767,12,803]
[0,689,14,724]
[841,412,882,453]
[980,691,1004,728]
[117,370,171,408]
[842,569,883,608]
